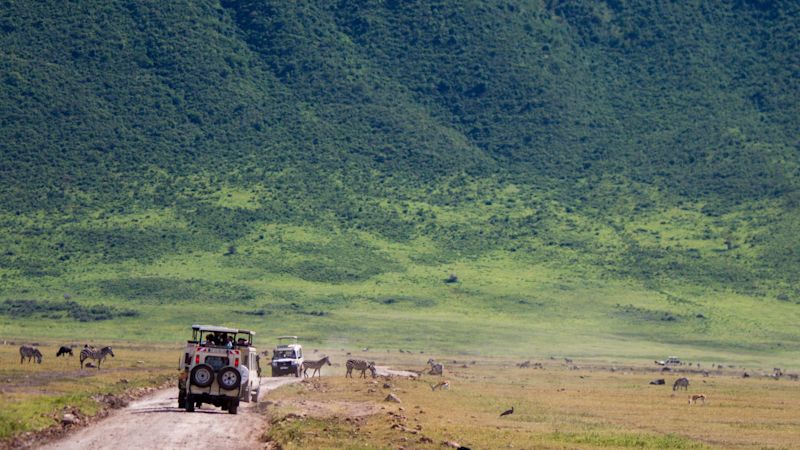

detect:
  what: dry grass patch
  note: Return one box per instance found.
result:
[262,352,800,449]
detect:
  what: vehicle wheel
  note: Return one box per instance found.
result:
[185,395,195,412]
[218,367,242,390]
[178,389,186,409]
[190,364,214,388]
[228,400,238,414]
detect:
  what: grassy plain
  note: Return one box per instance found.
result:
[265,351,800,449]
[0,343,175,443]
[2,221,798,365]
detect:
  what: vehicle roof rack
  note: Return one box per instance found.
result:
[191,324,255,335]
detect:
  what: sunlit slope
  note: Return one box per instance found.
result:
[0,1,798,359]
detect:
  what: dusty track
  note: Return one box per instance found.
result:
[39,377,300,450]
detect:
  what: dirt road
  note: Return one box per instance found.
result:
[39,378,300,450]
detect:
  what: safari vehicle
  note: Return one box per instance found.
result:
[270,336,304,377]
[178,325,261,414]
[655,356,682,366]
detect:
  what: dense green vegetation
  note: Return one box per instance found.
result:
[0,1,798,362]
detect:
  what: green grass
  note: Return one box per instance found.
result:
[2,214,798,368]
[0,392,105,439]
[1,0,799,369]
[0,344,175,441]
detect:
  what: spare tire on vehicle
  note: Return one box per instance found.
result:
[190,364,214,388]
[218,366,242,390]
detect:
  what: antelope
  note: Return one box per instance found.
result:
[688,393,706,405]
[430,380,450,391]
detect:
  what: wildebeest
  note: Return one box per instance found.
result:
[19,345,43,364]
[56,346,74,357]
[649,379,666,385]
[673,377,689,391]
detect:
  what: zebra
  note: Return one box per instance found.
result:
[345,359,376,378]
[80,346,114,369]
[19,345,43,364]
[56,346,74,357]
[673,377,689,391]
[302,356,331,378]
[427,358,444,376]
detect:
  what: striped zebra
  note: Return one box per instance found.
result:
[19,345,43,364]
[80,346,114,369]
[427,358,444,376]
[345,359,376,378]
[302,355,331,378]
[673,377,689,391]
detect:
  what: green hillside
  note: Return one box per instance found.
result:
[0,1,798,363]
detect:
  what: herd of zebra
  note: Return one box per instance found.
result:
[18,345,442,378]
[18,344,115,369]
[298,356,446,379]
[296,356,376,378]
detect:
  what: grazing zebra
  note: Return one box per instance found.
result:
[302,356,331,378]
[19,345,43,364]
[345,359,376,378]
[427,358,444,376]
[56,346,74,357]
[673,377,689,391]
[80,346,114,369]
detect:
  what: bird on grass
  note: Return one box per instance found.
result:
[499,406,514,417]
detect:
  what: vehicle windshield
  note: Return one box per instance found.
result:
[274,350,295,359]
